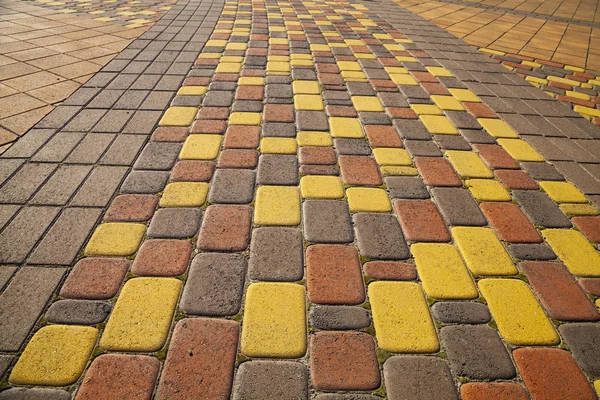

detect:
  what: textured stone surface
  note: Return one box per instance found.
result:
[309,306,370,330]
[431,301,491,324]
[303,200,353,243]
[46,300,111,325]
[353,213,409,260]
[384,356,458,400]
[249,228,303,281]
[232,361,308,400]
[559,323,600,377]
[147,208,202,238]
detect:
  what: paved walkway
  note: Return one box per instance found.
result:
[1,0,600,398]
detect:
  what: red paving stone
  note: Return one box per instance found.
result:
[394,199,451,242]
[572,216,600,243]
[59,258,129,300]
[131,239,193,276]
[579,278,600,296]
[480,202,542,243]
[473,144,519,169]
[460,382,529,400]
[171,160,215,182]
[264,104,295,122]
[218,149,259,168]
[415,157,462,187]
[363,261,418,280]
[339,156,382,186]
[223,126,261,149]
[197,205,253,251]
[494,169,539,190]
[365,125,403,147]
[151,127,189,142]
[104,194,158,222]
[299,147,337,165]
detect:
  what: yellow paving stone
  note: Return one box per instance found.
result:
[241,282,306,357]
[594,380,600,397]
[228,112,262,125]
[448,88,480,102]
[380,166,418,176]
[543,229,600,276]
[160,182,209,207]
[522,61,542,68]
[341,71,367,81]
[548,76,581,87]
[351,96,384,112]
[395,56,417,63]
[177,86,207,96]
[100,278,181,351]
[446,150,493,178]
[452,227,518,276]
[390,74,418,85]
[179,134,222,159]
[238,77,265,86]
[384,66,408,75]
[496,138,544,162]
[292,81,320,94]
[419,115,458,134]
[430,95,464,111]
[384,43,404,51]
[300,175,344,199]
[205,39,227,47]
[291,59,314,66]
[466,179,511,201]
[559,204,600,217]
[266,61,290,73]
[369,281,439,353]
[411,243,478,300]
[337,61,362,71]
[329,117,364,138]
[84,223,146,256]
[294,94,324,111]
[269,38,288,45]
[9,325,97,386]
[477,119,519,138]
[346,187,392,212]
[410,104,442,115]
[260,138,297,154]
[566,90,591,100]
[198,53,222,59]
[297,131,332,146]
[526,76,548,85]
[479,279,559,345]
[310,44,330,52]
[226,42,247,51]
[426,66,453,77]
[254,186,301,226]
[221,56,244,62]
[158,107,197,126]
[539,181,587,203]
[373,148,412,166]
[215,62,242,73]
[355,53,376,59]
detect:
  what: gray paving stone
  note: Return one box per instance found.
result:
[140,91,174,110]
[404,140,442,157]
[208,169,255,204]
[71,166,128,207]
[353,213,409,260]
[393,119,431,140]
[0,163,57,204]
[35,105,81,129]
[148,208,202,238]
[45,300,111,325]
[232,100,263,112]
[30,165,92,206]
[553,161,600,195]
[384,356,458,400]
[0,267,16,291]
[0,129,55,158]
[559,323,600,377]
[96,110,133,133]
[262,122,296,138]
[122,110,162,134]
[0,159,25,186]
[266,84,293,98]
[203,91,234,107]
[0,206,60,264]
[63,109,106,132]
[0,355,13,379]
[459,129,496,144]
[431,302,491,324]
[334,139,371,155]
[180,253,246,316]
[65,134,115,164]
[233,361,308,400]
[358,112,391,125]
[520,162,564,181]
[100,134,147,165]
[296,111,328,131]
[257,155,298,185]
[385,176,429,199]
[523,136,570,161]
[0,267,66,351]
[347,82,376,96]
[430,188,487,226]
[508,244,557,260]
[310,306,370,330]
[441,325,515,379]
[303,200,353,243]
[249,227,303,281]
[512,190,572,228]
[121,171,169,194]
[133,142,182,170]
[0,388,70,400]
[28,207,102,265]
[378,92,408,108]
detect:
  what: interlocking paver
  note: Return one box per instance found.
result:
[384,356,457,400]
[233,361,308,400]
[431,302,491,324]
[248,227,303,281]
[46,300,111,325]
[309,306,371,331]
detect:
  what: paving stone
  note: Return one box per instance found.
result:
[404,140,442,158]
[257,155,299,185]
[0,267,65,351]
[30,165,92,206]
[180,253,246,316]
[310,332,380,390]
[104,194,158,222]
[100,135,147,165]
[573,216,600,243]
[296,111,329,131]
[197,205,252,251]
[303,200,353,243]
[0,388,70,400]
[384,356,457,400]
[157,318,239,399]
[394,200,450,242]
[262,122,296,138]
[431,302,491,324]
[434,135,472,150]
[414,157,462,187]
[508,243,557,260]
[309,306,370,330]
[31,131,85,162]
[353,213,409,260]
[460,382,529,400]
[71,166,128,207]
[521,162,564,181]
[232,361,308,400]
[208,169,256,204]
[480,202,542,243]
[132,239,192,277]
[66,133,114,164]
[559,323,600,377]
[385,176,429,199]
[134,142,182,170]
[514,348,596,400]
[121,171,170,194]
[512,190,572,228]
[430,188,487,226]
[76,354,160,400]
[60,258,129,300]
[334,139,372,155]
[315,396,379,400]
[440,325,515,379]
[363,261,417,281]
[248,227,303,281]
[46,300,111,325]
[339,156,382,186]
[147,208,202,238]
[0,354,13,380]
[394,119,431,140]
[1,129,55,158]
[0,163,56,204]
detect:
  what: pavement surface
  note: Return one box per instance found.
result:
[1,0,600,398]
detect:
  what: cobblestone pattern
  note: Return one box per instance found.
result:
[2,0,600,397]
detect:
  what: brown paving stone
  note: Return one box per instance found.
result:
[363,261,417,280]
[151,127,188,142]
[104,194,158,222]
[76,354,159,400]
[197,205,252,251]
[156,318,239,399]
[415,157,462,187]
[339,156,382,186]
[494,170,539,190]
[236,86,264,101]
[299,147,337,165]
[131,239,192,277]
[387,107,418,119]
[364,125,402,148]
[514,348,596,400]
[197,107,230,120]
[464,103,498,119]
[191,120,227,134]
[394,199,451,242]
[218,149,258,168]
[572,216,600,243]
[60,258,129,300]
[326,105,357,117]
[310,332,380,391]
[579,278,600,296]
[473,144,519,169]
[421,82,451,95]
[264,104,294,123]
[460,382,529,400]
[480,202,542,243]
[520,261,600,321]
[306,244,365,305]
[171,161,215,182]
[223,126,260,149]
